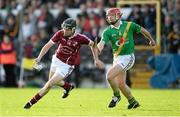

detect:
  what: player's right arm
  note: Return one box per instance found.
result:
[35,40,54,64]
[35,30,62,64]
[97,40,105,55]
[97,28,109,55]
[94,29,109,69]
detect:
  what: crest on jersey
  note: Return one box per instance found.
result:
[60,46,73,54]
[67,40,78,47]
[115,38,125,46]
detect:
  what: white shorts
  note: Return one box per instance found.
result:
[50,55,74,78]
[113,53,135,71]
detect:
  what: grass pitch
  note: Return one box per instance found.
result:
[0,88,180,116]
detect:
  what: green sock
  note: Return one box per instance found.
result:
[128,97,135,104]
[113,91,120,97]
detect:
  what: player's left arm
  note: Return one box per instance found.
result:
[141,27,156,47]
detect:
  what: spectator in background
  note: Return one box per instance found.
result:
[106,0,116,7]
[161,14,174,53]
[79,3,88,18]
[75,14,84,33]
[0,35,17,87]
[129,5,144,26]
[4,13,19,39]
[167,23,180,54]
[89,18,99,39]
[173,0,180,24]
[22,13,36,40]
[46,1,53,9]
[97,0,106,18]
[9,0,17,10]
[36,28,50,62]
[98,17,107,39]
[86,0,96,8]
[163,14,174,35]
[23,39,34,60]
[167,0,174,14]
[0,15,4,40]
[30,0,41,9]
[53,1,70,32]
[67,0,85,8]
[37,4,54,35]
[142,5,156,36]
[0,0,7,10]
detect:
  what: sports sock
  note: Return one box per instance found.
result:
[113,91,120,97]
[29,93,42,105]
[128,97,135,104]
[62,82,71,90]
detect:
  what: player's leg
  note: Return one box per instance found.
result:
[116,72,133,99]
[116,72,140,109]
[49,70,63,87]
[24,72,64,109]
[106,64,123,108]
[48,69,74,98]
[116,54,140,109]
[49,71,55,80]
[47,69,74,99]
[59,67,74,98]
[49,56,74,98]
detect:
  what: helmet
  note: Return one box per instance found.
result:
[61,18,77,29]
[106,8,122,24]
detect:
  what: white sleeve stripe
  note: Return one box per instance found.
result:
[50,40,56,44]
[88,40,92,46]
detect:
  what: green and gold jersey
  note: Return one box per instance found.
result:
[102,21,141,56]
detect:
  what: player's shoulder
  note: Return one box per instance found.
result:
[103,26,111,33]
[53,30,64,36]
[75,33,88,38]
[122,20,139,28]
[75,33,91,41]
[124,20,138,26]
[76,33,85,38]
[76,33,83,36]
[122,20,134,24]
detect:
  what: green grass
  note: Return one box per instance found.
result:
[0,88,180,116]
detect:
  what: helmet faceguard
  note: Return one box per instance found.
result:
[61,18,77,37]
[61,18,77,29]
[106,8,122,25]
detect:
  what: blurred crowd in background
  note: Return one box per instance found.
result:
[0,0,179,88]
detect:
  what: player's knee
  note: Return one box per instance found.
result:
[106,72,113,81]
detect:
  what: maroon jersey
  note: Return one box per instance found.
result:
[51,30,90,65]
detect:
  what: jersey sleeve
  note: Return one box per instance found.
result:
[131,22,141,34]
[102,28,109,44]
[79,34,90,45]
[50,30,63,43]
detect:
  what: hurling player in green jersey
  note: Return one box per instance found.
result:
[95,8,156,109]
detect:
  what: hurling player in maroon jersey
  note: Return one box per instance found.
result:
[24,18,104,109]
